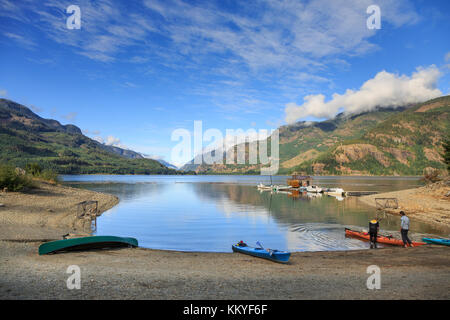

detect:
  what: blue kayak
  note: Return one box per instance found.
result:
[232,244,291,263]
[422,238,450,246]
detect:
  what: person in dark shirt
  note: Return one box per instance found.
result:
[369,219,380,248]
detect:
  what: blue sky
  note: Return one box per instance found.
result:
[0,0,449,166]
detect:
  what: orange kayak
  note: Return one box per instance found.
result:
[345,228,426,247]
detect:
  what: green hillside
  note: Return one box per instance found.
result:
[182,96,449,175]
[295,96,449,175]
[0,99,178,174]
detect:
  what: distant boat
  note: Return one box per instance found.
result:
[325,188,346,197]
[306,192,322,198]
[38,235,139,255]
[306,185,323,193]
[274,185,293,191]
[287,174,312,189]
[257,183,273,190]
[232,242,291,263]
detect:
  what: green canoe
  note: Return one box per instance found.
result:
[38,235,138,255]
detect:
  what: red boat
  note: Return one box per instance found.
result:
[345,228,426,247]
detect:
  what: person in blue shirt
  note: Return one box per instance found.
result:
[400,211,413,247]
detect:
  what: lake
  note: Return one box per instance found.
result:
[62,175,442,252]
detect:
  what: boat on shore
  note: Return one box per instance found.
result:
[422,238,450,246]
[232,242,291,263]
[38,235,139,255]
[345,228,426,247]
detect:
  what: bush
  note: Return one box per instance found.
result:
[25,162,42,176]
[0,164,34,191]
[39,169,60,183]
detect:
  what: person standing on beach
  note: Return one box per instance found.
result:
[369,219,379,249]
[400,211,413,247]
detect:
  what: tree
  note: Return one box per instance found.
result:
[443,138,450,172]
[25,163,42,176]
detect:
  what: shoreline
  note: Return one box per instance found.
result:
[358,180,450,231]
[1,241,448,299]
[0,179,449,299]
[0,181,118,240]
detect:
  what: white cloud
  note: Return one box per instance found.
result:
[93,135,129,150]
[82,129,101,135]
[29,105,43,113]
[1,0,420,71]
[104,136,127,149]
[285,65,442,123]
[92,136,104,144]
[0,89,7,97]
[142,153,163,160]
[0,0,425,114]
[445,52,450,62]
[62,112,77,122]
[3,32,36,48]
[122,82,138,88]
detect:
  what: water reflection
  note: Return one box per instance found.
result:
[63,175,442,252]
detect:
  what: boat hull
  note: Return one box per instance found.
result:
[422,238,450,246]
[345,229,426,247]
[306,186,322,193]
[38,236,139,255]
[232,245,291,263]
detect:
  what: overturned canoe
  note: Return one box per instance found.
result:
[232,244,291,263]
[422,238,450,246]
[345,228,426,247]
[38,235,138,255]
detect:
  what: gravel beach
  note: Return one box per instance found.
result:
[0,181,118,240]
[1,182,449,300]
[0,241,449,300]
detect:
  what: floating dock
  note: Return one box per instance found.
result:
[346,191,378,196]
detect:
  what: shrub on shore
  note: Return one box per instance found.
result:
[38,169,60,183]
[0,164,34,191]
[25,163,60,184]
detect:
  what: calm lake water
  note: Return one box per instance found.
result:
[62,175,443,252]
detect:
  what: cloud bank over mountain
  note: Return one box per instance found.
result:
[285,65,442,124]
[93,135,129,150]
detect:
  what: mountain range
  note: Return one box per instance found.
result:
[2,96,448,176]
[182,96,449,176]
[0,98,178,174]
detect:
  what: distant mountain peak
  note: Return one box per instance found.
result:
[0,98,83,135]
